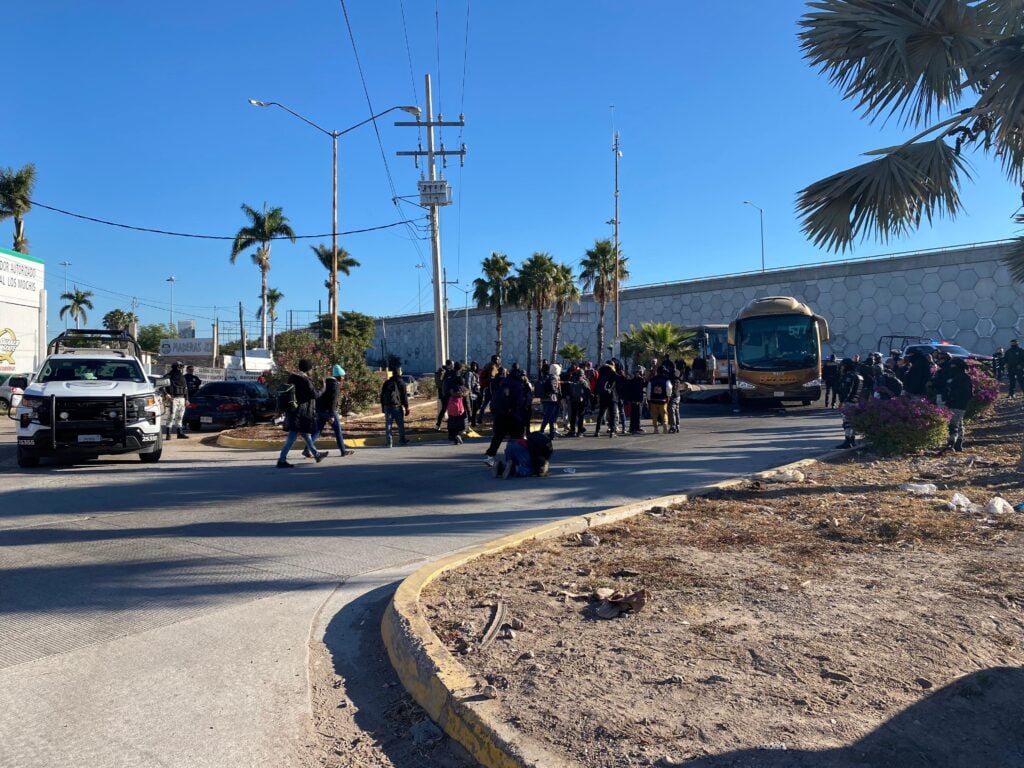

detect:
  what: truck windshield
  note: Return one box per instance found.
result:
[38,359,146,383]
[735,315,818,371]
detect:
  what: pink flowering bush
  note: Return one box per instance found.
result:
[843,396,951,456]
[964,361,998,421]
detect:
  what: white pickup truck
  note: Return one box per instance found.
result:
[11,329,166,468]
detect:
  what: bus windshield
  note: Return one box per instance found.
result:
[735,314,818,371]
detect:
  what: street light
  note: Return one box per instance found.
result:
[415,262,425,314]
[59,261,72,329]
[742,201,765,273]
[166,275,176,329]
[248,99,421,341]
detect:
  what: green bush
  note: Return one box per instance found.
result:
[843,396,951,456]
[270,330,377,414]
[417,375,437,400]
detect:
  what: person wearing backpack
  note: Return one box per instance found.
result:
[647,365,673,434]
[433,359,455,430]
[380,367,410,447]
[537,362,561,437]
[624,366,647,434]
[447,385,469,444]
[309,364,353,458]
[277,359,328,468]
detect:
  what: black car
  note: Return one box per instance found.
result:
[184,381,274,431]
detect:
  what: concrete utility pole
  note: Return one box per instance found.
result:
[396,74,466,369]
[612,130,622,346]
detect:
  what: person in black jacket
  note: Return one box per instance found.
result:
[836,358,863,449]
[593,361,619,438]
[277,359,328,468]
[871,364,903,400]
[903,349,933,396]
[310,364,352,458]
[624,366,647,434]
[1006,339,1024,397]
[822,354,840,408]
[943,358,973,452]
[165,361,190,440]
[380,367,410,447]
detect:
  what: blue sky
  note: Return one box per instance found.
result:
[5,1,1020,341]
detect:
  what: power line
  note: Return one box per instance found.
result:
[29,199,422,240]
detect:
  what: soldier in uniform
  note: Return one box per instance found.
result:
[836,358,863,449]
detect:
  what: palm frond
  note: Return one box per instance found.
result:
[971,38,1024,169]
[798,137,970,251]
[1005,218,1024,282]
[799,0,985,126]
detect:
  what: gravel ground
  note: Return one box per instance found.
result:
[423,398,1024,767]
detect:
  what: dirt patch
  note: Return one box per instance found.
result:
[423,399,1024,766]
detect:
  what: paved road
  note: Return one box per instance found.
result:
[0,403,840,767]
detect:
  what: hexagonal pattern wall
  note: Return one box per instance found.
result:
[374,242,1024,372]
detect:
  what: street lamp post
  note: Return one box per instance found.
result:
[248,99,421,341]
[59,260,72,329]
[415,262,425,314]
[166,275,176,329]
[743,201,765,273]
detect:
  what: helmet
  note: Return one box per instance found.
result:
[332,364,346,377]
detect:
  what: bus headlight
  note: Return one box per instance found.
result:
[736,380,756,390]
[802,378,823,387]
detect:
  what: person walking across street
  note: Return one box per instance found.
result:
[433,359,455,430]
[380,367,410,447]
[835,358,864,449]
[277,359,328,468]
[310,364,352,458]
[478,355,499,419]
[165,361,190,440]
[1005,339,1024,397]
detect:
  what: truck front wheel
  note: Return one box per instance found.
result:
[17,448,40,468]
[139,449,162,463]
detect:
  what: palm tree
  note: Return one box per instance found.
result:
[549,262,581,362]
[257,288,285,349]
[579,238,629,361]
[620,322,692,365]
[516,252,558,374]
[472,252,515,358]
[311,243,360,317]
[558,342,587,365]
[102,309,138,331]
[0,163,36,254]
[229,203,296,349]
[796,1,1024,282]
[59,287,94,329]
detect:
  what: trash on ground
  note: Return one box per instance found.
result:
[985,497,1014,515]
[900,482,938,496]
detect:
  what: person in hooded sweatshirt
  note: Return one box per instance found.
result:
[594,360,620,438]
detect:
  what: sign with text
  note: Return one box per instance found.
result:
[159,338,214,357]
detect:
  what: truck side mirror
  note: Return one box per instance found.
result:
[9,377,28,390]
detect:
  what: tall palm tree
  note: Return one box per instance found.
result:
[549,262,581,362]
[0,163,36,254]
[517,252,558,374]
[311,243,360,317]
[472,252,515,358]
[579,238,629,361]
[796,1,1024,282]
[59,287,94,329]
[257,288,285,349]
[620,322,692,365]
[229,203,296,349]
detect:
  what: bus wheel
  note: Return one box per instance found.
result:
[801,399,811,406]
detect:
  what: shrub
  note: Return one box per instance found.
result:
[843,396,951,456]
[964,361,998,421]
[270,330,378,414]
[418,375,437,400]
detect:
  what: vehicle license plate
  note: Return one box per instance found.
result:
[78,434,102,443]
[201,416,213,423]
[773,391,785,398]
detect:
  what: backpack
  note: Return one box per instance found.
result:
[600,375,615,398]
[447,394,465,417]
[276,383,298,413]
[569,379,588,404]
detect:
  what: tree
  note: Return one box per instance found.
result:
[549,262,581,362]
[102,309,138,331]
[620,322,692,365]
[796,1,1024,283]
[137,323,177,353]
[558,342,587,364]
[473,252,516,358]
[59,287,94,329]
[579,238,629,361]
[517,252,558,375]
[311,243,360,313]
[229,203,296,349]
[257,288,284,349]
[0,163,36,253]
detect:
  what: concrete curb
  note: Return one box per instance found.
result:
[381,450,853,768]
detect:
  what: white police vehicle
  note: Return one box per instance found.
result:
[11,329,166,468]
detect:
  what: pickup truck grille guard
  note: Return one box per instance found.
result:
[44,394,136,450]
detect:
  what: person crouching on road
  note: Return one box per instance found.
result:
[494,431,553,478]
[277,359,328,468]
[380,367,410,447]
[836,358,864,449]
[165,361,190,440]
[311,364,352,458]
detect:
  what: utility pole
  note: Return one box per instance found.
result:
[396,74,466,369]
[415,262,425,314]
[59,261,72,329]
[238,302,247,371]
[166,276,176,330]
[612,130,622,347]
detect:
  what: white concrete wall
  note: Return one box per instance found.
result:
[0,248,46,374]
[372,242,1024,374]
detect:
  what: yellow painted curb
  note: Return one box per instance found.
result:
[381,453,840,767]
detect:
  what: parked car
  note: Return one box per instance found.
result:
[0,373,31,410]
[401,374,419,397]
[184,381,274,432]
[902,342,992,363]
